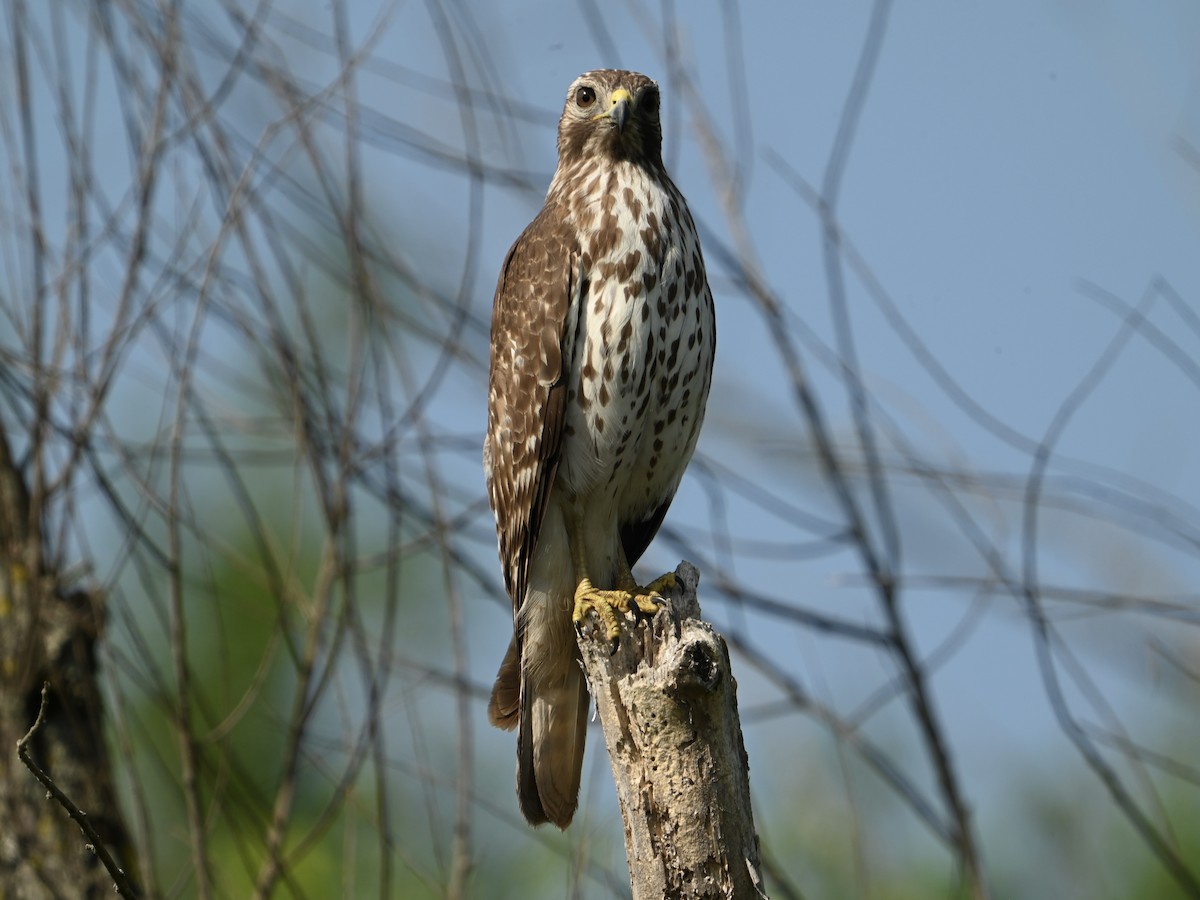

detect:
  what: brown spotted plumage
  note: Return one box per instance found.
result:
[484,70,715,828]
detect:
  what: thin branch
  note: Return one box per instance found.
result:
[17,683,141,899]
[1021,284,1200,897]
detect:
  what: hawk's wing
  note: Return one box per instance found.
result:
[485,205,578,614]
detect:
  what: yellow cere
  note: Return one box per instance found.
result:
[594,88,632,120]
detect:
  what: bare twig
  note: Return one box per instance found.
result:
[1021,285,1200,896]
[17,683,141,899]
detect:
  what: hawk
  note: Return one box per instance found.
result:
[485,69,715,829]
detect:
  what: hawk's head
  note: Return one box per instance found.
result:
[556,70,663,169]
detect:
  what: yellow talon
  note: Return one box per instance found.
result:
[572,575,669,652]
[564,504,673,651]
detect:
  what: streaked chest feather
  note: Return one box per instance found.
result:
[557,161,715,504]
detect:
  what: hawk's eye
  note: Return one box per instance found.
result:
[575,86,596,108]
[640,90,659,114]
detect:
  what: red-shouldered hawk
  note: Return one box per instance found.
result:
[485,70,715,829]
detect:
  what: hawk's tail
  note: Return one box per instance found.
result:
[519,659,588,828]
[488,634,588,829]
[487,637,521,728]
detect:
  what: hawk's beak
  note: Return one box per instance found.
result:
[605,89,633,133]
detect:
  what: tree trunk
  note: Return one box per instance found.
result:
[577,562,767,899]
[0,425,138,897]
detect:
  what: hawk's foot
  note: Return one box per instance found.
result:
[572,577,666,653]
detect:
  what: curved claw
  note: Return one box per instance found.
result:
[572,574,673,651]
[630,594,661,624]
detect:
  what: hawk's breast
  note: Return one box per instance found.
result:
[557,161,715,521]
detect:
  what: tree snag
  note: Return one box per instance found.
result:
[577,562,767,899]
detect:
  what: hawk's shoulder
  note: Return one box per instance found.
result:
[490,202,576,353]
